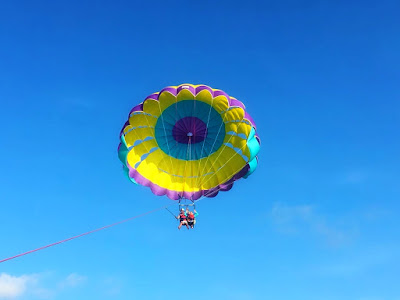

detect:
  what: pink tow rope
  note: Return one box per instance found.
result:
[0,205,172,264]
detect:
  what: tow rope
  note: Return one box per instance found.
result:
[0,204,174,264]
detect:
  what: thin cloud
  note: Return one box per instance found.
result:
[334,170,369,185]
[344,171,368,184]
[271,202,313,225]
[270,202,349,246]
[0,273,37,299]
[102,277,123,296]
[0,272,87,300]
[58,273,87,289]
[317,245,400,277]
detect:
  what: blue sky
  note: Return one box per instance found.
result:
[0,0,399,299]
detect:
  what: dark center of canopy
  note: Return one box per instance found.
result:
[172,117,207,144]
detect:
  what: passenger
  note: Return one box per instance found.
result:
[186,209,198,229]
[177,208,189,230]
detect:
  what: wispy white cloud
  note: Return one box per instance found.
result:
[345,171,367,183]
[342,170,368,184]
[0,272,87,300]
[271,202,313,226]
[58,273,87,289]
[206,283,256,300]
[270,202,350,246]
[0,273,37,299]
[317,245,400,277]
[30,287,54,300]
[102,277,123,296]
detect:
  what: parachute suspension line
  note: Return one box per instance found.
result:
[190,100,196,201]
[179,96,196,207]
[123,107,155,192]
[0,204,176,264]
[137,105,157,171]
[178,198,196,212]
[194,96,214,192]
[182,99,195,201]
[157,100,175,189]
[194,179,234,203]
[182,135,190,199]
[172,96,180,199]
[188,135,192,197]
[198,113,246,192]
[195,135,250,201]
[200,139,249,198]
[183,105,192,199]
[196,108,227,191]
[165,207,177,220]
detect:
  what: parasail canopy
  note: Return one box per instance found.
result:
[118,84,260,200]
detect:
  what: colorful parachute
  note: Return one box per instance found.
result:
[118,84,260,200]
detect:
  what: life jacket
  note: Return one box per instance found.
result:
[187,212,195,220]
[179,213,186,221]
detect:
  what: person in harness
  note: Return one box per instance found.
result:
[186,208,198,229]
[176,208,189,230]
